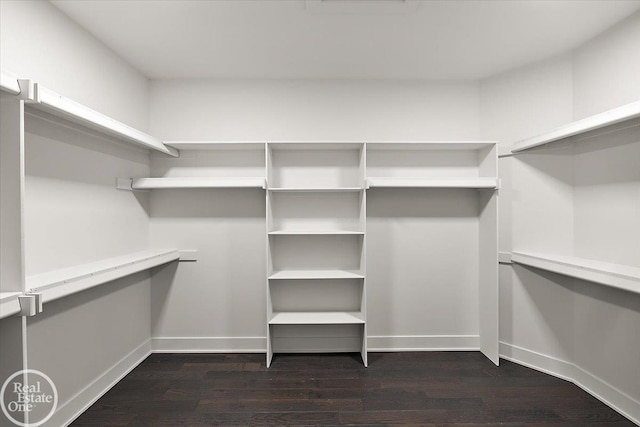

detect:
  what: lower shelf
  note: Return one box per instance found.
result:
[269,312,365,325]
[511,251,640,294]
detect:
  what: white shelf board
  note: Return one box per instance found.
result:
[268,230,364,236]
[269,311,365,325]
[268,187,364,193]
[269,270,365,280]
[512,251,640,294]
[32,84,178,157]
[366,141,496,151]
[26,249,180,304]
[131,177,266,190]
[268,142,363,151]
[366,177,498,189]
[165,141,265,151]
[0,292,22,319]
[0,72,21,95]
[511,101,640,153]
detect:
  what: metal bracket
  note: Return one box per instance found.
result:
[19,293,43,317]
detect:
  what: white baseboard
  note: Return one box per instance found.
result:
[500,342,640,426]
[368,335,480,351]
[52,338,152,427]
[152,336,266,353]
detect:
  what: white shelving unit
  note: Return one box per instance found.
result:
[266,142,367,367]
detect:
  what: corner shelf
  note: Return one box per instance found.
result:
[130,177,266,190]
[269,311,365,325]
[511,101,640,152]
[0,292,22,319]
[366,177,498,189]
[511,251,640,295]
[26,249,180,304]
[269,270,365,280]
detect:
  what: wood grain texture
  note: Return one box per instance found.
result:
[70,352,634,426]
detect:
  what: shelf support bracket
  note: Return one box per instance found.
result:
[116,178,133,191]
[18,293,43,317]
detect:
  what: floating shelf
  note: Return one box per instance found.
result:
[130,177,267,190]
[268,230,364,236]
[268,187,364,193]
[269,311,365,325]
[511,101,640,153]
[165,141,265,151]
[269,270,365,280]
[26,249,180,304]
[0,72,21,95]
[0,292,22,319]
[366,177,498,189]
[511,251,640,294]
[31,84,178,157]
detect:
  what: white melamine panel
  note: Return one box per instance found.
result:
[268,270,364,280]
[270,279,363,312]
[0,94,24,294]
[151,149,265,178]
[269,148,362,189]
[26,273,151,417]
[271,324,363,353]
[270,312,365,325]
[269,191,363,232]
[479,191,499,364]
[269,235,363,273]
[367,189,480,338]
[24,111,151,276]
[132,177,266,190]
[366,177,497,189]
[149,189,266,338]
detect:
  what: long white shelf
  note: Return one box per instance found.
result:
[131,177,266,190]
[0,292,22,319]
[269,311,365,325]
[165,141,265,151]
[366,141,497,151]
[26,249,180,304]
[511,101,640,153]
[268,187,364,193]
[269,269,365,280]
[0,72,21,95]
[366,177,498,189]
[268,230,364,236]
[511,252,640,294]
[32,84,179,157]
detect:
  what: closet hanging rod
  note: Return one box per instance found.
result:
[31,84,179,157]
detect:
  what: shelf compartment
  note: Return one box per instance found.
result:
[269,270,365,280]
[32,85,178,157]
[269,311,365,325]
[131,177,266,190]
[511,101,640,152]
[0,292,22,319]
[366,177,498,189]
[511,251,640,294]
[26,249,180,304]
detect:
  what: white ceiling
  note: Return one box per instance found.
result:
[51,0,640,80]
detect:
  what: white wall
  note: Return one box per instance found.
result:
[0,0,149,130]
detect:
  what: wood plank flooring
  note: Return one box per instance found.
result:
[71,352,635,426]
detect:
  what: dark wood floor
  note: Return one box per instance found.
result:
[71,352,634,426]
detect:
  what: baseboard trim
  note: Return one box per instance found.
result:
[152,336,266,353]
[53,338,152,427]
[500,342,640,425]
[368,335,480,352]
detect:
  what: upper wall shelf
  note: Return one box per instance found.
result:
[268,187,364,193]
[367,141,497,150]
[511,251,640,295]
[165,141,265,151]
[129,177,266,190]
[26,249,180,304]
[511,101,640,153]
[366,177,498,189]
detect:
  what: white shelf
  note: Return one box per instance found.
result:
[511,101,640,153]
[131,177,266,190]
[366,177,498,189]
[0,72,21,95]
[269,270,365,280]
[512,252,640,294]
[165,141,265,151]
[268,187,363,193]
[26,249,180,304]
[32,84,179,157]
[366,141,497,150]
[0,292,22,319]
[269,311,365,325]
[268,230,364,236]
